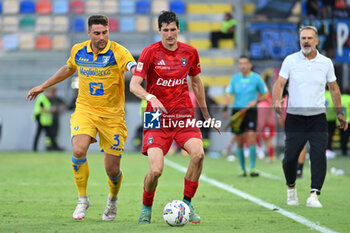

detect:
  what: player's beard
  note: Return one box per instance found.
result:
[95,40,107,50]
[302,44,314,55]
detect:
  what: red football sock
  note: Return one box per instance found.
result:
[268,146,274,158]
[143,187,156,207]
[184,178,199,198]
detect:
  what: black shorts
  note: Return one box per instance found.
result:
[231,108,257,134]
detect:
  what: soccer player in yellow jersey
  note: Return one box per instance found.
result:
[26,15,137,221]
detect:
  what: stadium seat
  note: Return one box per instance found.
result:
[86,0,101,14]
[19,16,35,31]
[119,0,135,14]
[119,17,135,32]
[19,34,35,50]
[53,35,69,50]
[2,34,19,51]
[136,16,150,32]
[170,0,186,14]
[136,0,150,14]
[151,0,168,14]
[187,3,232,14]
[188,39,211,50]
[218,39,234,49]
[53,16,69,32]
[53,0,68,14]
[108,17,119,32]
[69,0,84,14]
[19,0,35,14]
[3,0,20,14]
[71,17,85,32]
[179,17,186,31]
[35,35,52,50]
[36,0,52,14]
[35,16,52,32]
[103,0,117,14]
[187,21,221,32]
[3,16,19,32]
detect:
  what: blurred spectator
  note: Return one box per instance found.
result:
[306,0,324,18]
[46,87,66,150]
[340,86,350,155]
[333,0,349,18]
[199,86,218,153]
[210,12,236,48]
[32,88,60,152]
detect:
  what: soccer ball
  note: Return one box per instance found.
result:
[163,200,190,226]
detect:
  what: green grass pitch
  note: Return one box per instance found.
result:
[0,152,349,233]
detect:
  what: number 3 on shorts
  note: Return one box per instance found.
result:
[114,134,120,146]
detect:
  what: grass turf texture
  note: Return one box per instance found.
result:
[0,152,350,233]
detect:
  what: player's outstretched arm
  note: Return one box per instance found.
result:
[26,65,76,101]
[129,75,167,113]
[190,74,221,134]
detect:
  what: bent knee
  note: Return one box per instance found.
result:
[150,168,163,179]
[73,147,87,158]
[191,151,205,164]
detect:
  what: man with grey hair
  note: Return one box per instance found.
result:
[273,26,348,207]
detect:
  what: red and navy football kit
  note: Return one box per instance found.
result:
[133,41,203,155]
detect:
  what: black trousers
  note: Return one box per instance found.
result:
[210,31,233,48]
[327,120,336,150]
[283,113,328,193]
[33,116,58,151]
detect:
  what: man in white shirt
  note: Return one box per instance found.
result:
[273,26,348,208]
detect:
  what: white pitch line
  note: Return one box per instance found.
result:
[164,159,337,233]
[259,171,283,180]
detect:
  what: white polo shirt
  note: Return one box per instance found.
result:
[279,50,336,116]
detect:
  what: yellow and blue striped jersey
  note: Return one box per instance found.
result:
[67,40,136,118]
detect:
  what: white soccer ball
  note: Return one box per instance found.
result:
[163,200,190,226]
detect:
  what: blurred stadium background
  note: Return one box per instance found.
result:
[0,0,349,154]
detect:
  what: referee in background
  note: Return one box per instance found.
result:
[273,26,348,208]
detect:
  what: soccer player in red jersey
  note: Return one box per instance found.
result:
[130,11,220,224]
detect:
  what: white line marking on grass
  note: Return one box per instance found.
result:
[259,171,283,180]
[164,159,337,233]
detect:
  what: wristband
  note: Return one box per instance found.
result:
[337,111,345,116]
[146,94,156,101]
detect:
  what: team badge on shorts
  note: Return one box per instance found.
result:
[148,136,154,145]
[181,57,187,66]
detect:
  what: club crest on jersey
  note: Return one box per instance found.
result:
[148,136,154,145]
[181,57,187,66]
[102,56,110,65]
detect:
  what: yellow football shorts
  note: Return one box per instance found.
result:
[70,111,127,156]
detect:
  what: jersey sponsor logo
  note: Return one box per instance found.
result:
[181,57,187,66]
[144,111,161,129]
[136,62,144,72]
[80,67,111,77]
[89,82,104,96]
[156,77,186,87]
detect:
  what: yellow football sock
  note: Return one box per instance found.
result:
[72,156,89,197]
[107,170,123,198]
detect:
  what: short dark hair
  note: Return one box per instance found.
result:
[239,55,250,62]
[88,15,109,29]
[158,11,179,30]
